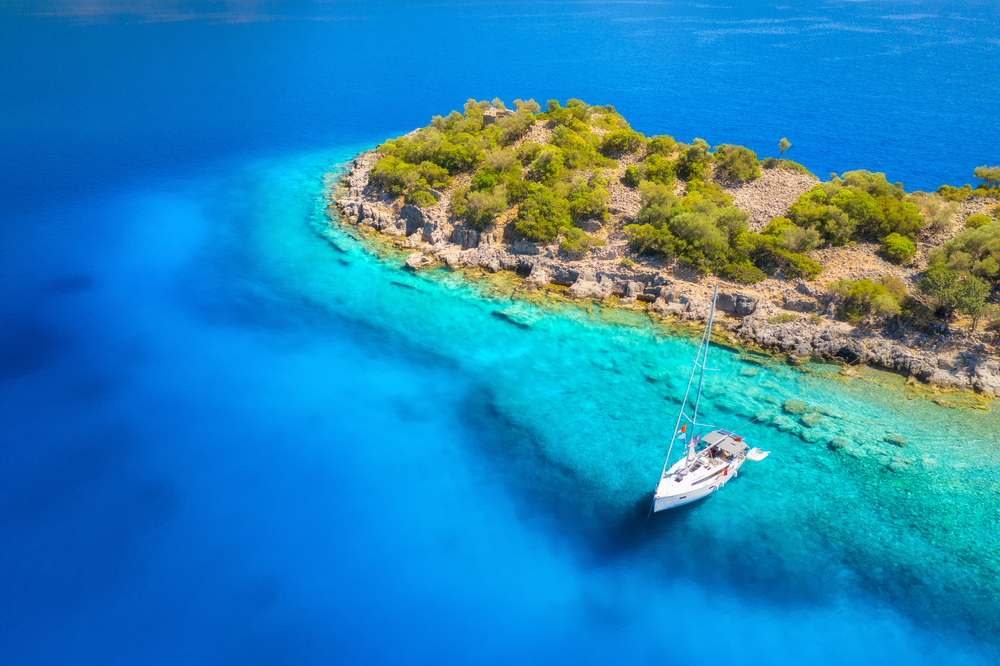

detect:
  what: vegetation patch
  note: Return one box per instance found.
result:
[359,97,999,339]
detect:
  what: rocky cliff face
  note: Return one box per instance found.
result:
[330,150,1000,398]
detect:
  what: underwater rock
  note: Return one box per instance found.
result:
[827,437,847,451]
[783,399,808,415]
[773,415,798,433]
[644,369,670,383]
[885,433,907,448]
[491,308,534,329]
[886,457,914,473]
[800,429,822,443]
[800,412,822,427]
[739,366,759,377]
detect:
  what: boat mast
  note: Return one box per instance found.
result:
[690,285,719,441]
[656,285,720,479]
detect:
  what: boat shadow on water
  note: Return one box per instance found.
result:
[460,387,846,609]
[459,384,1000,651]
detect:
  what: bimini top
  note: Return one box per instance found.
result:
[701,429,749,456]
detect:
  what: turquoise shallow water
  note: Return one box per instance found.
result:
[247,149,1000,657]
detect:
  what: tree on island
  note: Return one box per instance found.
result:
[973,165,1000,189]
[513,98,541,113]
[919,266,991,331]
[778,137,791,159]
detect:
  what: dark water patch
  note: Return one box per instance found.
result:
[461,389,846,616]
[0,315,62,379]
[41,274,95,295]
[390,280,417,291]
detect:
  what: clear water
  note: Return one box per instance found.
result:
[2,3,999,664]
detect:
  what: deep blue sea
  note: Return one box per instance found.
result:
[2,2,999,664]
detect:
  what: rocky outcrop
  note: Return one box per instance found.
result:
[723,167,818,231]
[330,150,1000,398]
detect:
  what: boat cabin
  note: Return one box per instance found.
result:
[699,429,749,461]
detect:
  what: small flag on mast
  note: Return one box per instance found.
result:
[676,424,687,439]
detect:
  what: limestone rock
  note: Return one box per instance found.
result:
[569,276,613,300]
[783,399,808,415]
[800,412,822,427]
[782,298,817,313]
[405,252,434,271]
[885,433,907,448]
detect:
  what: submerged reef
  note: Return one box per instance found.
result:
[329,98,1000,396]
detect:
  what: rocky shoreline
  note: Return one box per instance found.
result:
[330,149,1000,399]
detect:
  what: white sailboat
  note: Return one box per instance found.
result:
[652,285,770,512]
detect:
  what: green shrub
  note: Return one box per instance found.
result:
[966,213,991,229]
[451,185,508,230]
[517,141,543,165]
[880,233,916,264]
[404,190,437,207]
[787,173,924,245]
[646,136,676,156]
[514,185,571,242]
[370,155,418,195]
[915,192,957,234]
[685,180,733,207]
[624,223,676,258]
[919,264,960,312]
[527,147,566,185]
[567,179,610,223]
[623,165,641,188]
[600,129,645,155]
[513,98,542,113]
[620,257,635,268]
[641,153,675,185]
[471,169,502,192]
[431,111,464,132]
[775,248,823,280]
[938,184,972,201]
[920,267,992,330]
[880,275,910,305]
[764,217,822,253]
[767,314,797,324]
[760,158,816,178]
[719,261,767,284]
[713,144,761,182]
[675,139,712,181]
[872,196,923,239]
[832,279,901,322]
[788,195,855,246]
[938,220,1000,280]
[498,110,535,145]
[969,186,1000,199]
[560,227,605,257]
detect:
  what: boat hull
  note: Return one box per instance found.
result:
[653,472,733,511]
[652,454,745,512]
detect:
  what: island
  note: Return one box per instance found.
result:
[329,98,1000,397]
